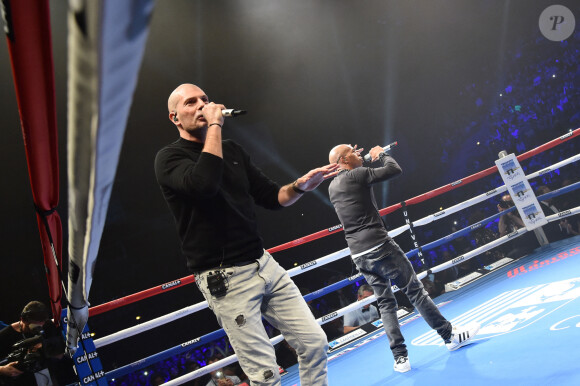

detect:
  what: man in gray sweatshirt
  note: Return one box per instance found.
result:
[328,144,480,374]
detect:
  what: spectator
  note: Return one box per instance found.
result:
[536,185,568,241]
[555,178,580,237]
[468,210,505,266]
[205,356,241,386]
[497,194,539,259]
[343,285,380,334]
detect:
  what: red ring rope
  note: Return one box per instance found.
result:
[87,128,579,317]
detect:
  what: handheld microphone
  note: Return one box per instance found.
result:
[222,109,247,117]
[363,141,398,162]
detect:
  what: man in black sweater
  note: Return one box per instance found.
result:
[155,84,338,385]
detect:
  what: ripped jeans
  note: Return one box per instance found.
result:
[194,251,328,386]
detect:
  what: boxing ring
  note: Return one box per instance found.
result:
[64,128,580,385]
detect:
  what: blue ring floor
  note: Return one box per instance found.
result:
[282,235,580,386]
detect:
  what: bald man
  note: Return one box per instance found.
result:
[327,144,480,373]
[155,84,338,385]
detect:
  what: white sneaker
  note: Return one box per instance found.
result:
[393,356,411,373]
[446,322,480,351]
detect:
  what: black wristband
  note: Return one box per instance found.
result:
[208,123,223,128]
[292,181,305,194]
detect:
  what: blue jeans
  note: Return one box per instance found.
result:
[194,251,328,386]
[353,240,452,359]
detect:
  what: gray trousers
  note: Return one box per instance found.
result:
[195,251,328,386]
[353,240,452,359]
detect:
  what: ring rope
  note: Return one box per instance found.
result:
[270,129,579,252]
[106,272,367,380]
[99,181,580,364]
[402,129,579,206]
[85,130,579,382]
[316,203,580,328]
[94,160,580,370]
[89,277,196,317]
[134,293,380,386]
[405,180,580,258]
[83,129,579,319]
[94,248,356,349]
[101,179,580,381]
[386,152,579,236]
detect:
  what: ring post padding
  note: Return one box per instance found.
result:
[61,311,107,385]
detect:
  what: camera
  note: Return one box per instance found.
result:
[0,320,65,374]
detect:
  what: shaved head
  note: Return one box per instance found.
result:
[168,83,204,112]
[329,144,350,164]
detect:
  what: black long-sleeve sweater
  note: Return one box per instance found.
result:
[155,138,282,271]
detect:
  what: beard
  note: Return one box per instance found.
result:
[184,125,207,141]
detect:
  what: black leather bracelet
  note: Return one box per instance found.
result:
[292,181,305,194]
[208,123,223,128]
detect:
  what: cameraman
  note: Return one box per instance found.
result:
[0,301,49,385]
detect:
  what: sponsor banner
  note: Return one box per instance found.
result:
[327,331,387,362]
[396,307,413,319]
[446,271,482,291]
[300,261,317,270]
[162,280,181,290]
[60,312,107,385]
[484,257,514,271]
[321,311,338,322]
[328,329,366,350]
[486,188,498,196]
[180,337,201,347]
[495,153,547,230]
[451,255,465,265]
[347,273,363,281]
[328,224,343,232]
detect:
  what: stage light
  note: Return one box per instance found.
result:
[136,316,141,320]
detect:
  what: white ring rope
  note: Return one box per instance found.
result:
[161,203,580,385]
[95,155,578,347]
[97,155,580,382]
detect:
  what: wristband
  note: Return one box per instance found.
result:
[292,181,305,194]
[208,123,223,128]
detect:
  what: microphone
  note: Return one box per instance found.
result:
[222,109,247,117]
[363,141,398,162]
